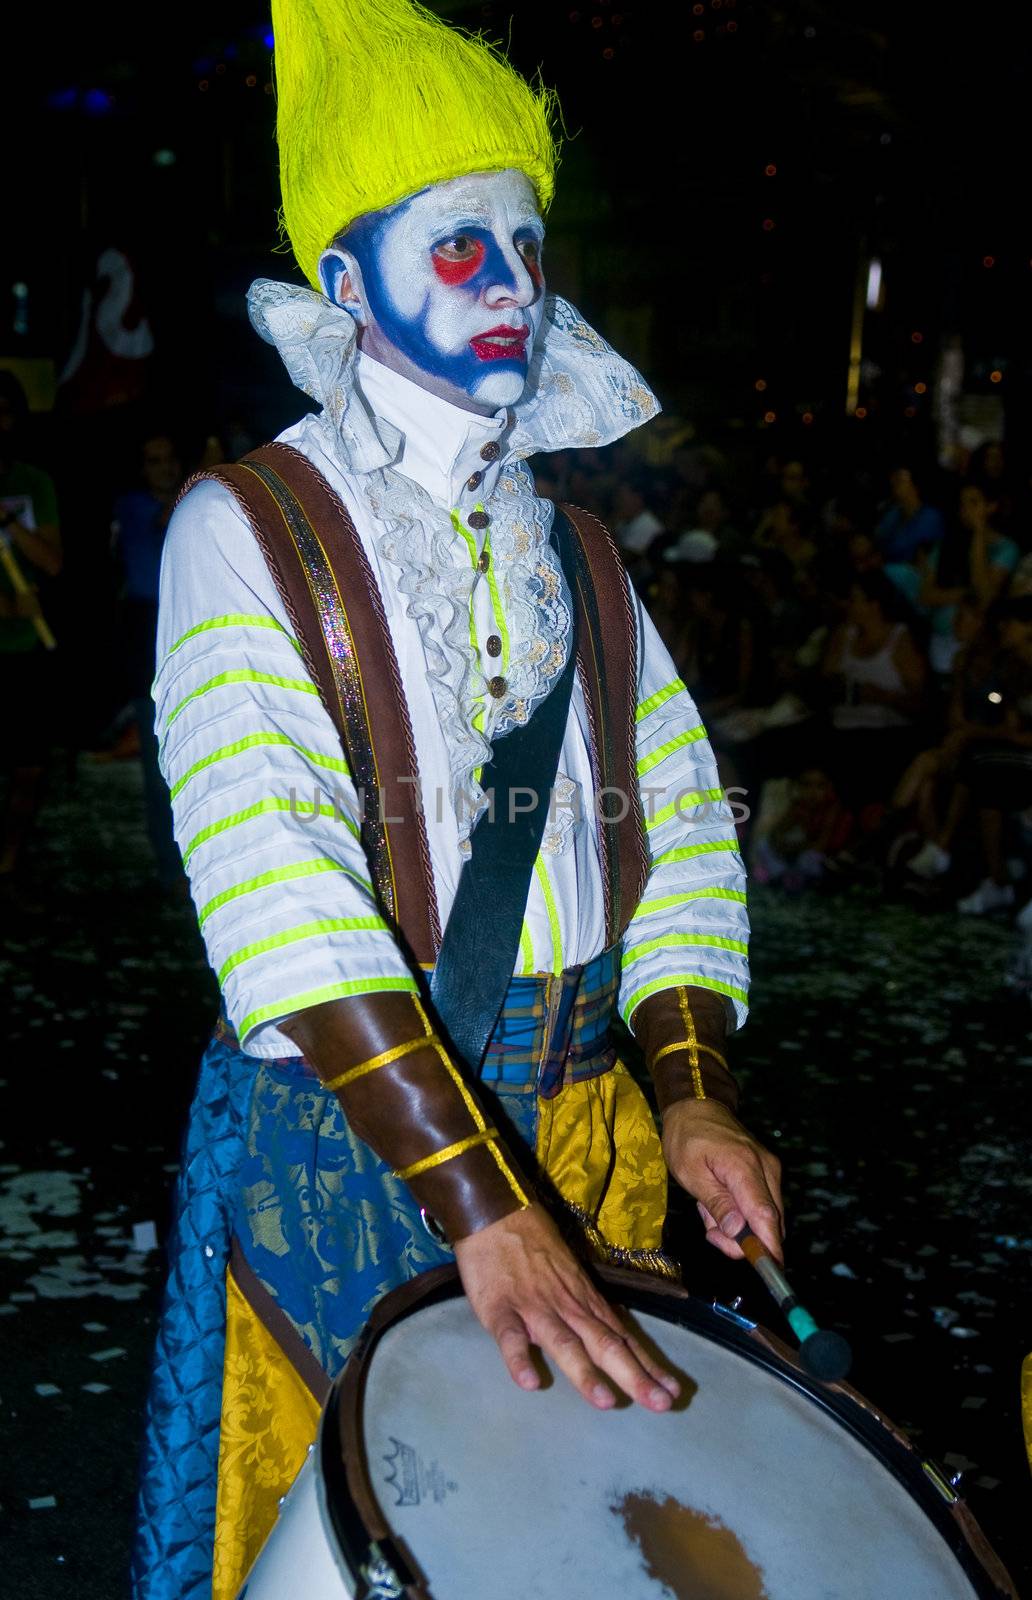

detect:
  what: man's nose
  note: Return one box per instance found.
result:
[484,243,539,309]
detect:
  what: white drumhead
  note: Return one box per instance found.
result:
[362,1298,979,1600]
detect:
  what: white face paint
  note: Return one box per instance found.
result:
[320,169,546,415]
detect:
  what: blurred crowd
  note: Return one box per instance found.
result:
[2,363,1031,989]
[535,431,1032,978]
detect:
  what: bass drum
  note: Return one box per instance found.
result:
[238,1266,1018,1600]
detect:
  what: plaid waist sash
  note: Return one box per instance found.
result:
[478,946,619,1098]
[216,945,620,1102]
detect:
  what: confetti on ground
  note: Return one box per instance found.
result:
[89,1347,127,1363]
[34,1383,62,1397]
[82,1322,107,1333]
[28,1496,57,1511]
[81,1383,111,1395]
[131,1221,158,1252]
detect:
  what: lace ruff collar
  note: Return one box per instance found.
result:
[248,279,660,845]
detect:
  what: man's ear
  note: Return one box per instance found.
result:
[319,246,366,324]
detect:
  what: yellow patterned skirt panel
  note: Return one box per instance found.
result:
[536,1060,674,1274]
[212,1269,321,1600]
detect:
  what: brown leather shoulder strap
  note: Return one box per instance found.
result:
[560,502,649,941]
[178,442,441,964]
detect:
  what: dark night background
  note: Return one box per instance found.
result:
[2,3,1031,1597]
[8,1,1032,443]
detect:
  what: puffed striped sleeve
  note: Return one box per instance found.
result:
[153,480,417,1057]
[618,587,750,1031]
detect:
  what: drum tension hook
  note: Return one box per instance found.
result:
[921,1461,960,1505]
[361,1538,416,1600]
[711,1297,756,1331]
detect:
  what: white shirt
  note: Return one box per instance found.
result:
[154,284,749,1056]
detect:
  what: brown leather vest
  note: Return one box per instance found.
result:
[184,441,647,966]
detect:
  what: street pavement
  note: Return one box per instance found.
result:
[1,760,1029,1596]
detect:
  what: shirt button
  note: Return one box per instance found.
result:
[476,549,491,573]
[486,634,502,658]
[466,470,483,490]
[480,441,501,462]
[468,510,490,531]
[488,675,508,699]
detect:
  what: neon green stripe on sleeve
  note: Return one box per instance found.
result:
[621,973,749,1025]
[646,788,725,832]
[636,725,707,776]
[653,838,739,868]
[198,857,373,927]
[218,915,388,983]
[636,678,686,722]
[183,797,358,867]
[518,920,535,976]
[534,857,564,973]
[165,614,302,661]
[621,932,749,971]
[630,887,748,921]
[238,975,418,1043]
[170,732,350,801]
[166,670,319,732]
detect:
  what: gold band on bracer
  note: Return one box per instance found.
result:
[650,1037,731,1082]
[395,1127,500,1181]
[322,1032,430,1092]
[631,984,740,1115]
[280,990,532,1241]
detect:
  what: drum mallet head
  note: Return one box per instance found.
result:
[736,1226,852,1383]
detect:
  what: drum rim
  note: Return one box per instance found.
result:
[320,1264,1018,1600]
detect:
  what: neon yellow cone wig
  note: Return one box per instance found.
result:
[272,0,559,288]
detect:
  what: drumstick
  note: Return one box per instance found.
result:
[736,1225,852,1382]
[0,539,57,650]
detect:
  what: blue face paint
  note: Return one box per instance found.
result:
[321,170,546,413]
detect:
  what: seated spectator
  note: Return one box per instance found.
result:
[0,370,62,877]
[754,498,816,576]
[110,429,185,890]
[819,570,927,814]
[875,464,945,564]
[901,598,1032,913]
[1012,550,1032,599]
[831,529,923,610]
[751,767,853,890]
[680,563,755,719]
[966,440,1016,533]
[693,487,744,559]
[778,458,812,516]
[647,562,693,669]
[916,483,1019,675]
[612,465,667,558]
[741,550,814,699]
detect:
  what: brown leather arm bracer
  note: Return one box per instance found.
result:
[280,991,532,1244]
[631,985,740,1116]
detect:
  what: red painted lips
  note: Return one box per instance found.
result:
[470,325,531,362]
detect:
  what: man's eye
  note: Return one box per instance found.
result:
[435,236,478,262]
[518,239,540,262]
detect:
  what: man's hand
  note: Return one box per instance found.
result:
[454,1202,680,1412]
[662,1099,784,1263]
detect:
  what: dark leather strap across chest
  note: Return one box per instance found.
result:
[181,441,648,965]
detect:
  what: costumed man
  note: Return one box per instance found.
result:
[133,3,783,1596]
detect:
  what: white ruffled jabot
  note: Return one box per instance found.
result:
[247,279,660,846]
